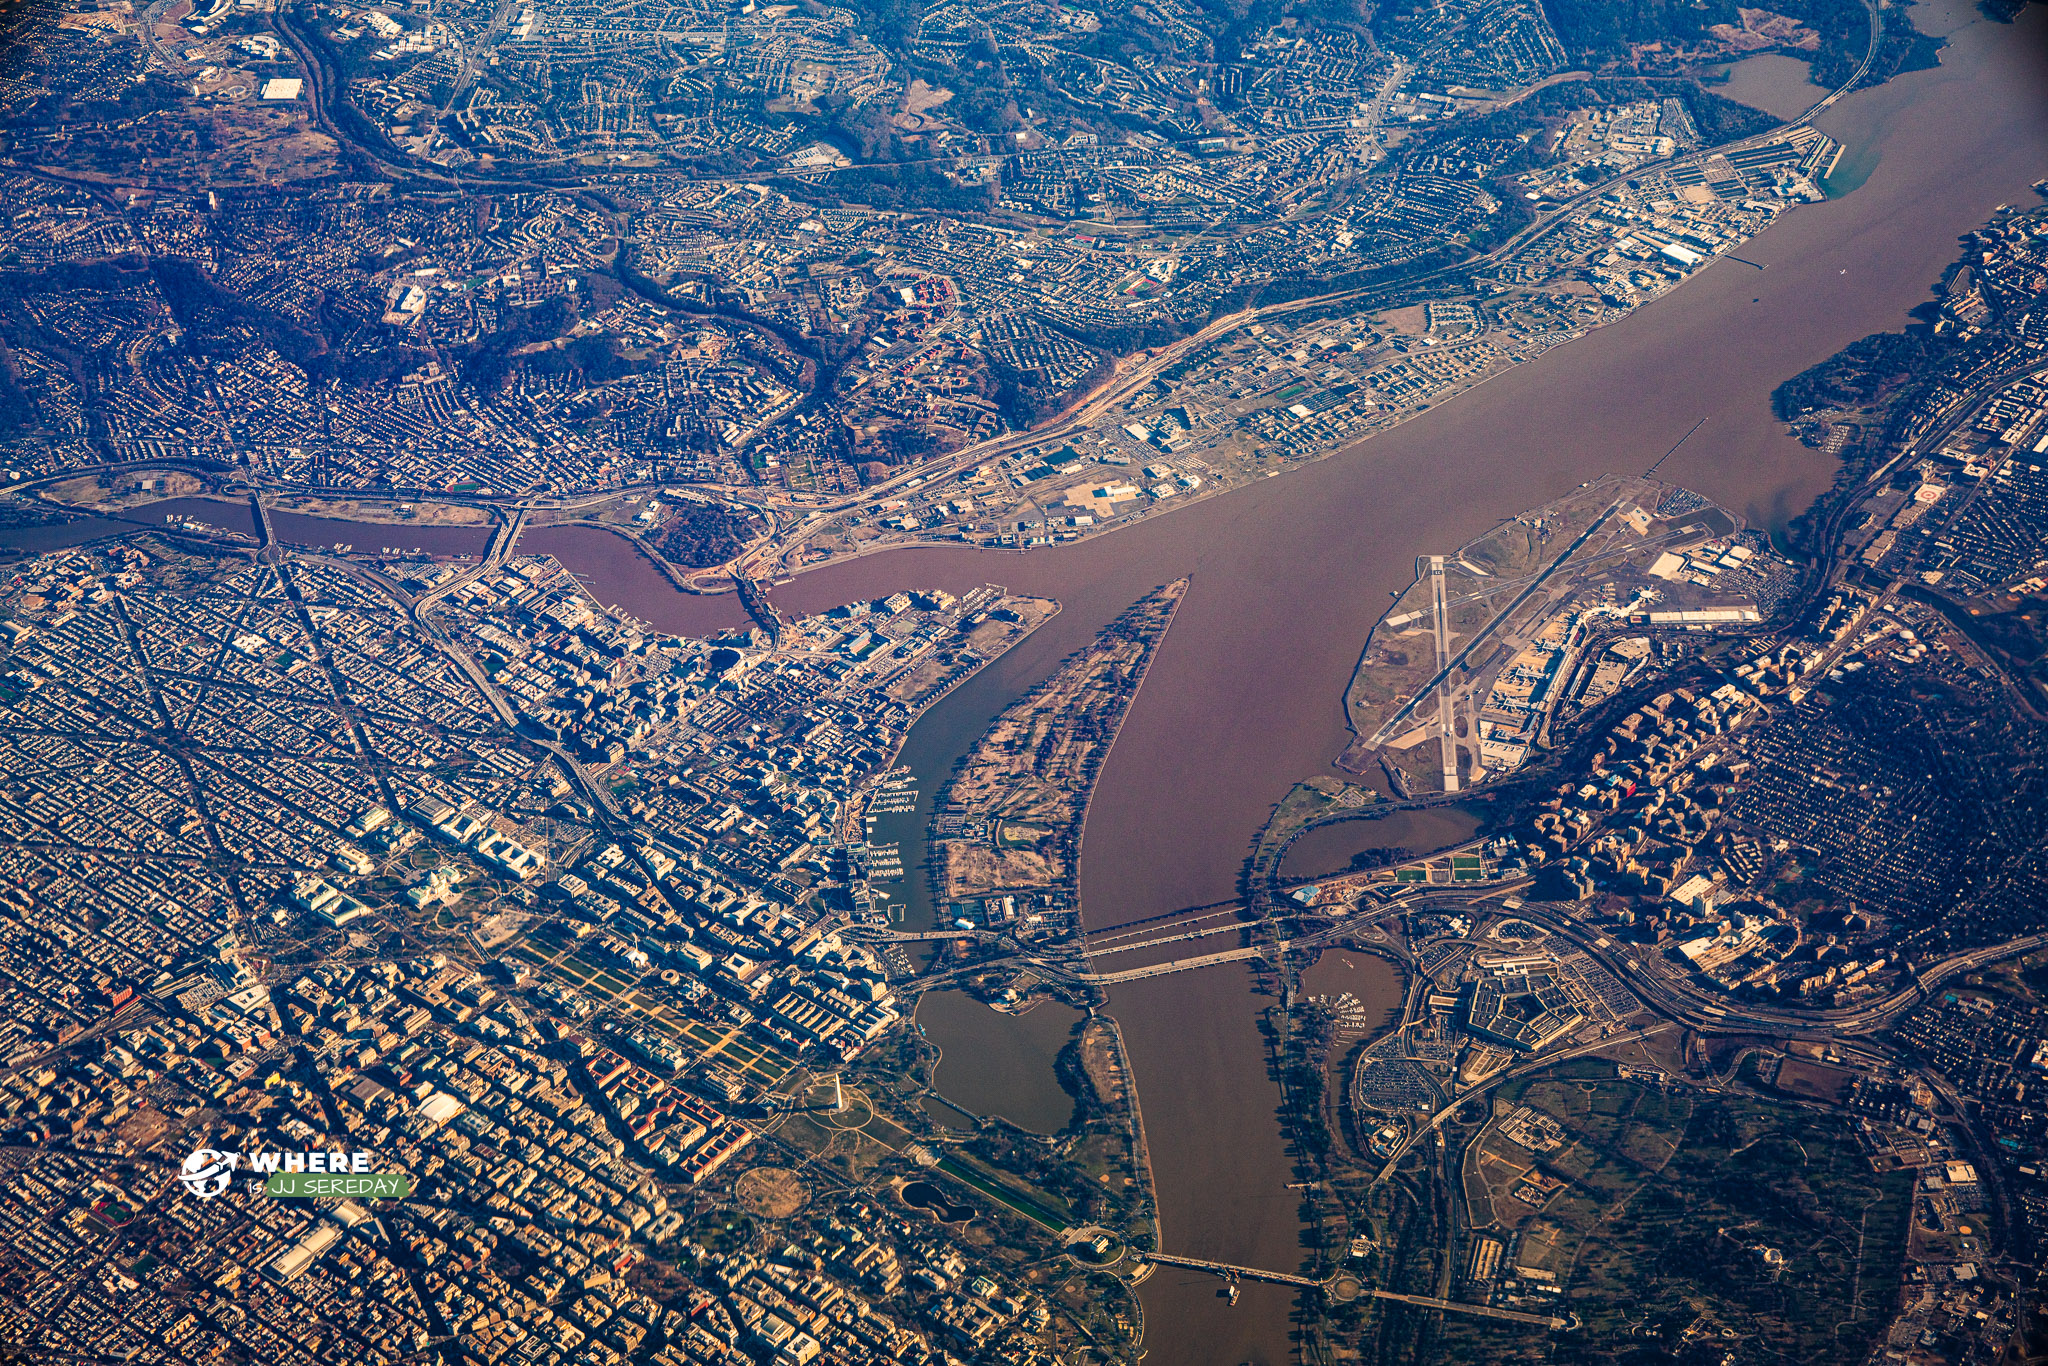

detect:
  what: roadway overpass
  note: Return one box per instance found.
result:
[1500,902,2048,1038]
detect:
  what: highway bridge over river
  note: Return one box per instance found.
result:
[887,936,1324,993]
[1138,1254,1567,1329]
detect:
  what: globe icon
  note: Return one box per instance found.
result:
[180,1149,237,1200]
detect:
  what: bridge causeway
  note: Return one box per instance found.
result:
[1139,1254,1567,1329]
[1140,1253,1320,1289]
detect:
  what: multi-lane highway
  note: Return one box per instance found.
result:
[1497,899,2048,1038]
[697,4,1885,586]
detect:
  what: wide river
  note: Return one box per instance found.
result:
[768,6,2048,1359]
[7,7,2043,1360]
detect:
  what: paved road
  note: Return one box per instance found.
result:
[713,2,1885,584]
[1140,1252,1321,1290]
[1138,1255,1567,1329]
[411,503,531,617]
[1367,1289,1565,1330]
[2,5,1886,610]
[1372,1023,1679,1180]
[304,548,694,922]
[1503,900,2048,1038]
[1428,557,1460,792]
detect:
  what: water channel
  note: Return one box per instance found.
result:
[1277,807,1487,884]
[770,9,2048,1358]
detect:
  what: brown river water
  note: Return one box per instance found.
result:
[767,8,2048,1358]
[4,8,2042,1360]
